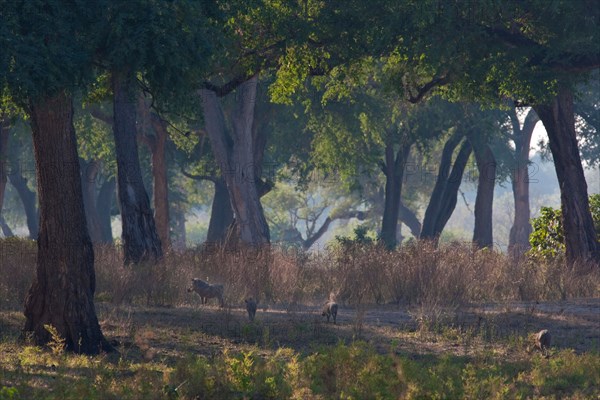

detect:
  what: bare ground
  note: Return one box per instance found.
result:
[1,298,598,362]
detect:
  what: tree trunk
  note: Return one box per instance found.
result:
[0,215,13,237]
[199,76,270,246]
[421,131,464,239]
[534,87,600,266]
[508,108,538,258]
[112,69,163,264]
[8,166,39,239]
[398,202,421,238]
[97,177,115,244]
[23,91,111,354]
[80,159,104,243]
[149,114,170,250]
[380,139,411,248]
[432,139,473,242]
[206,177,234,244]
[472,142,496,249]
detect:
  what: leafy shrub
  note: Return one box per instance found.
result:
[529,194,600,260]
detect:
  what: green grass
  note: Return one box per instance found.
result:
[1,339,598,400]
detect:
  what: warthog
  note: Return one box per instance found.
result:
[187,278,224,307]
[322,301,338,324]
[245,298,257,322]
[534,329,551,355]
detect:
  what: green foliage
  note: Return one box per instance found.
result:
[2,339,598,400]
[529,206,565,259]
[0,387,19,400]
[529,194,600,259]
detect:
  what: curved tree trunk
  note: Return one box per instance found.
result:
[432,139,473,242]
[534,86,600,266]
[380,139,411,248]
[23,91,111,354]
[200,76,270,246]
[508,108,538,258]
[472,142,496,249]
[112,69,163,264]
[421,131,464,239]
[8,165,39,239]
[398,202,421,238]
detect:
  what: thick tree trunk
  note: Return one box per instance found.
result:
[199,76,270,246]
[97,177,115,244]
[508,108,538,258]
[149,114,170,250]
[206,178,234,244]
[80,159,104,243]
[380,140,411,248]
[421,131,464,239]
[534,87,600,266]
[472,142,496,249]
[112,70,163,264]
[432,139,473,242]
[23,91,111,354]
[151,115,171,249]
[8,166,39,239]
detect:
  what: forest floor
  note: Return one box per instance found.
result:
[3,298,596,363]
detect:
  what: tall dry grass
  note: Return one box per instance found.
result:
[1,238,598,311]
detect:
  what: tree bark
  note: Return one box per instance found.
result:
[432,139,473,242]
[23,91,111,354]
[472,142,496,249]
[8,165,39,239]
[112,69,163,264]
[534,86,600,266]
[149,114,171,250]
[206,177,234,244]
[398,202,421,238]
[420,131,464,239]
[80,159,104,243]
[199,76,270,246]
[380,140,412,249]
[508,108,538,257]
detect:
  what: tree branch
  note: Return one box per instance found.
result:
[407,75,450,104]
[180,167,218,183]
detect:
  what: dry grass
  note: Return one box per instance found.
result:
[2,238,598,312]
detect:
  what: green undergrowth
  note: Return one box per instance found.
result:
[1,340,598,400]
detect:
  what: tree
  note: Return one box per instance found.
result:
[508,107,539,257]
[96,0,212,262]
[389,0,600,265]
[529,194,600,262]
[200,77,271,246]
[1,0,111,353]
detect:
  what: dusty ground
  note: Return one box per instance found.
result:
[1,298,598,362]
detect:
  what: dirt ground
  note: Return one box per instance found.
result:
[1,298,598,362]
